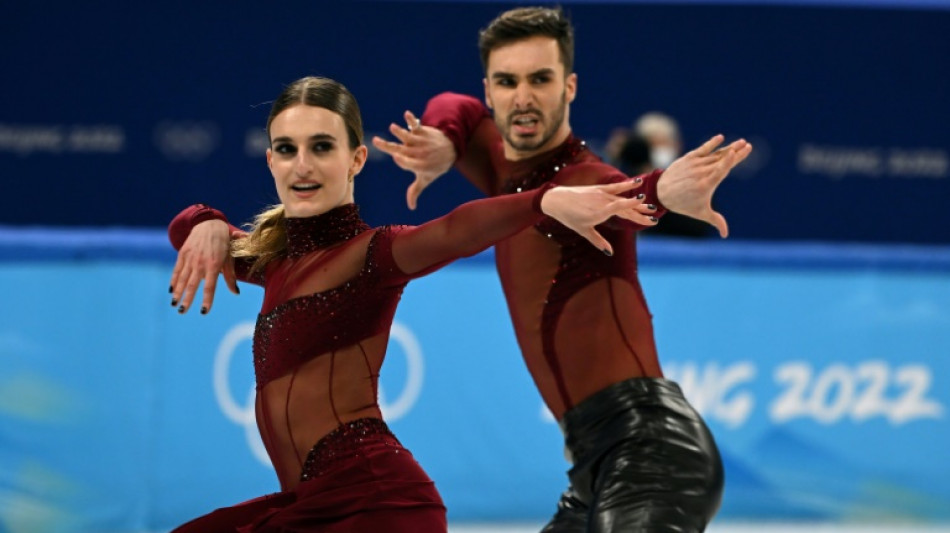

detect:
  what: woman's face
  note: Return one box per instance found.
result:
[266,104,366,218]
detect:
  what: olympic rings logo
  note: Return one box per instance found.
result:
[153,120,220,162]
[212,321,425,465]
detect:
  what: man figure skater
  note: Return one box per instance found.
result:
[372,6,751,532]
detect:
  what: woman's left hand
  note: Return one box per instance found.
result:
[540,180,657,256]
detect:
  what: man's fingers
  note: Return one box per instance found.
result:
[713,139,749,162]
[405,110,421,132]
[683,140,752,187]
[709,140,752,168]
[708,141,753,182]
[388,122,413,143]
[380,140,431,166]
[406,181,423,210]
[724,141,753,169]
[709,211,729,238]
[391,153,415,171]
[689,134,726,158]
[371,136,406,157]
[693,209,729,238]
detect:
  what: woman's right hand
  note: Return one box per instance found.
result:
[169,219,238,314]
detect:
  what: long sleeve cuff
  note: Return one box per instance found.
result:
[167,203,229,250]
[421,92,491,161]
[532,182,558,215]
[639,169,667,216]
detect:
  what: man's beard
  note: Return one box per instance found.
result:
[498,91,567,154]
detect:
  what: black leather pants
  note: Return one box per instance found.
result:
[541,378,724,533]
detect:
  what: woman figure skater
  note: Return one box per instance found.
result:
[167,76,657,532]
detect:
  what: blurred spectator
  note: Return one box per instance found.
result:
[616,133,652,176]
[608,112,714,238]
[635,112,682,170]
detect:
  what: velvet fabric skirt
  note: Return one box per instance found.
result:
[171,418,446,533]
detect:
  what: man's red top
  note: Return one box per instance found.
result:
[423,92,669,419]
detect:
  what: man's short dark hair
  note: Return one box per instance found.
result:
[478,6,575,74]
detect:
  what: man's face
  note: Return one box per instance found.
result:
[483,36,577,160]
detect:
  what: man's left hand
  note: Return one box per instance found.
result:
[656,134,752,238]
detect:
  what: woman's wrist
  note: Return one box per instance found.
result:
[533,182,559,215]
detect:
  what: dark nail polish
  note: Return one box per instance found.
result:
[602,249,613,257]
[178,305,185,314]
[171,299,178,306]
[236,285,241,295]
[636,193,645,200]
[634,177,643,183]
[200,307,208,315]
[646,204,656,210]
[168,286,173,293]
[649,216,658,223]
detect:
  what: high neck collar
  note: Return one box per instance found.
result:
[285,203,370,258]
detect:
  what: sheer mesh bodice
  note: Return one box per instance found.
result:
[423,93,669,419]
[169,194,548,490]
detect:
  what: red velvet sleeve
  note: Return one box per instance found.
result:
[167,204,258,283]
[384,184,555,283]
[421,92,503,196]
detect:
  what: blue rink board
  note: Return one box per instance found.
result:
[0,229,948,532]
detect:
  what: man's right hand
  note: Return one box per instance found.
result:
[371,110,456,210]
[169,219,238,315]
